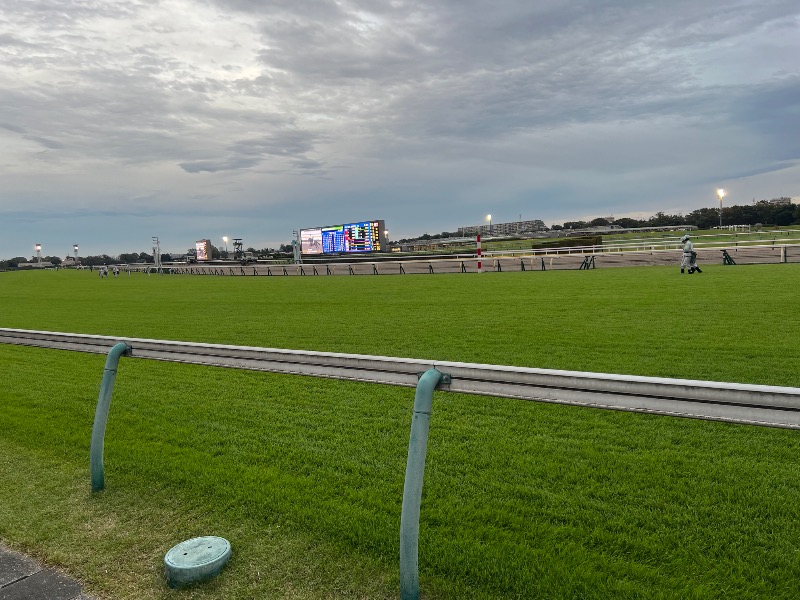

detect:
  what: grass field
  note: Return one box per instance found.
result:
[2,265,800,599]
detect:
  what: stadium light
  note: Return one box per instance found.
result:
[717,188,726,229]
[486,214,492,235]
[35,243,42,265]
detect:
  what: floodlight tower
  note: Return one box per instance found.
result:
[73,244,79,263]
[292,230,302,264]
[222,236,228,256]
[152,236,161,270]
[232,238,243,260]
[486,214,492,236]
[35,243,42,265]
[716,188,726,229]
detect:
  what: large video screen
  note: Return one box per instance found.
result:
[195,239,211,261]
[301,220,385,254]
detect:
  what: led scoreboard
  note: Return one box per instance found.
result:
[300,220,386,255]
[195,239,212,261]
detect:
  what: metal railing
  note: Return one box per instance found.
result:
[4,327,800,599]
[3,328,800,428]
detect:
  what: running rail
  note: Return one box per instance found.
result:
[5,328,800,600]
[3,327,800,428]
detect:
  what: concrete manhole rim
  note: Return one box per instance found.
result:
[164,535,231,588]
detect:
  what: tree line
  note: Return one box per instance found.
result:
[559,198,797,231]
[399,198,798,242]
[2,198,797,267]
[0,246,293,269]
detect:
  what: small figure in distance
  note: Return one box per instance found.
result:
[680,234,702,274]
[113,265,119,278]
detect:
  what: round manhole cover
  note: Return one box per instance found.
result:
[164,535,231,588]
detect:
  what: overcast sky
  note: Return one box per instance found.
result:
[2,0,798,259]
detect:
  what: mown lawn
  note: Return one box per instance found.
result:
[1,265,800,599]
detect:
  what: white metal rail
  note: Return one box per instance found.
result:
[2,327,800,429]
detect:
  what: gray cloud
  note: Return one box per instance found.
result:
[179,157,262,173]
[1,0,799,259]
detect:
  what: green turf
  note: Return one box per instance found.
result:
[1,265,799,384]
[2,266,800,599]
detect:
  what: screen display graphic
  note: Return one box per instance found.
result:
[195,239,211,261]
[301,228,323,255]
[300,220,385,255]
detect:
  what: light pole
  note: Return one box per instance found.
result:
[35,243,42,265]
[486,214,492,236]
[222,236,228,257]
[292,230,302,264]
[717,188,726,229]
[73,244,79,264]
[152,236,161,270]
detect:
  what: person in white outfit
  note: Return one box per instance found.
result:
[680,234,702,274]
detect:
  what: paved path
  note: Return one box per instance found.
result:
[0,543,96,600]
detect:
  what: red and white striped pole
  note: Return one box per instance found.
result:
[477,234,482,273]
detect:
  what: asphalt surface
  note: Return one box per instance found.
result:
[0,543,96,600]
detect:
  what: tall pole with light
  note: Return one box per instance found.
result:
[152,236,161,270]
[73,244,79,263]
[222,236,228,257]
[717,188,726,229]
[35,243,42,265]
[486,214,492,236]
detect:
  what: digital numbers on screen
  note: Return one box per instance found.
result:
[301,220,384,254]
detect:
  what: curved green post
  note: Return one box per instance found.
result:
[400,368,445,600]
[90,342,131,492]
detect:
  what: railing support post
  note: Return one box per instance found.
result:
[90,342,131,492]
[400,368,446,600]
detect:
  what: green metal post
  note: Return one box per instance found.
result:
[90,342,131,492]
[400,368,445,600]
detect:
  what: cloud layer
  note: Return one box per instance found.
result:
[1,0,798,257]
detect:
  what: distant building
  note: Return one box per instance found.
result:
[768,197,792,206]
[459,219,547,236]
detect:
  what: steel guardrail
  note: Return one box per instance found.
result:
[2,327,800,428]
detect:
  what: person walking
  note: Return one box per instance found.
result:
[680,234,702,274]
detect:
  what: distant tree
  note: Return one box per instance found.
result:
[589,218,610,226]
[550,224,563,231]
[686,208,719,230]
[118,253,140,263]
[613,218,642,229]
[138,252,152,262]
[81,254,114,266]
[647,212,685,226]
[563,221,587,230]
[769,204,795,226]
[3,256,28,268]
[43,255,62,265]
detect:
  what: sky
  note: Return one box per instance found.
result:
[1,0,799,259]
